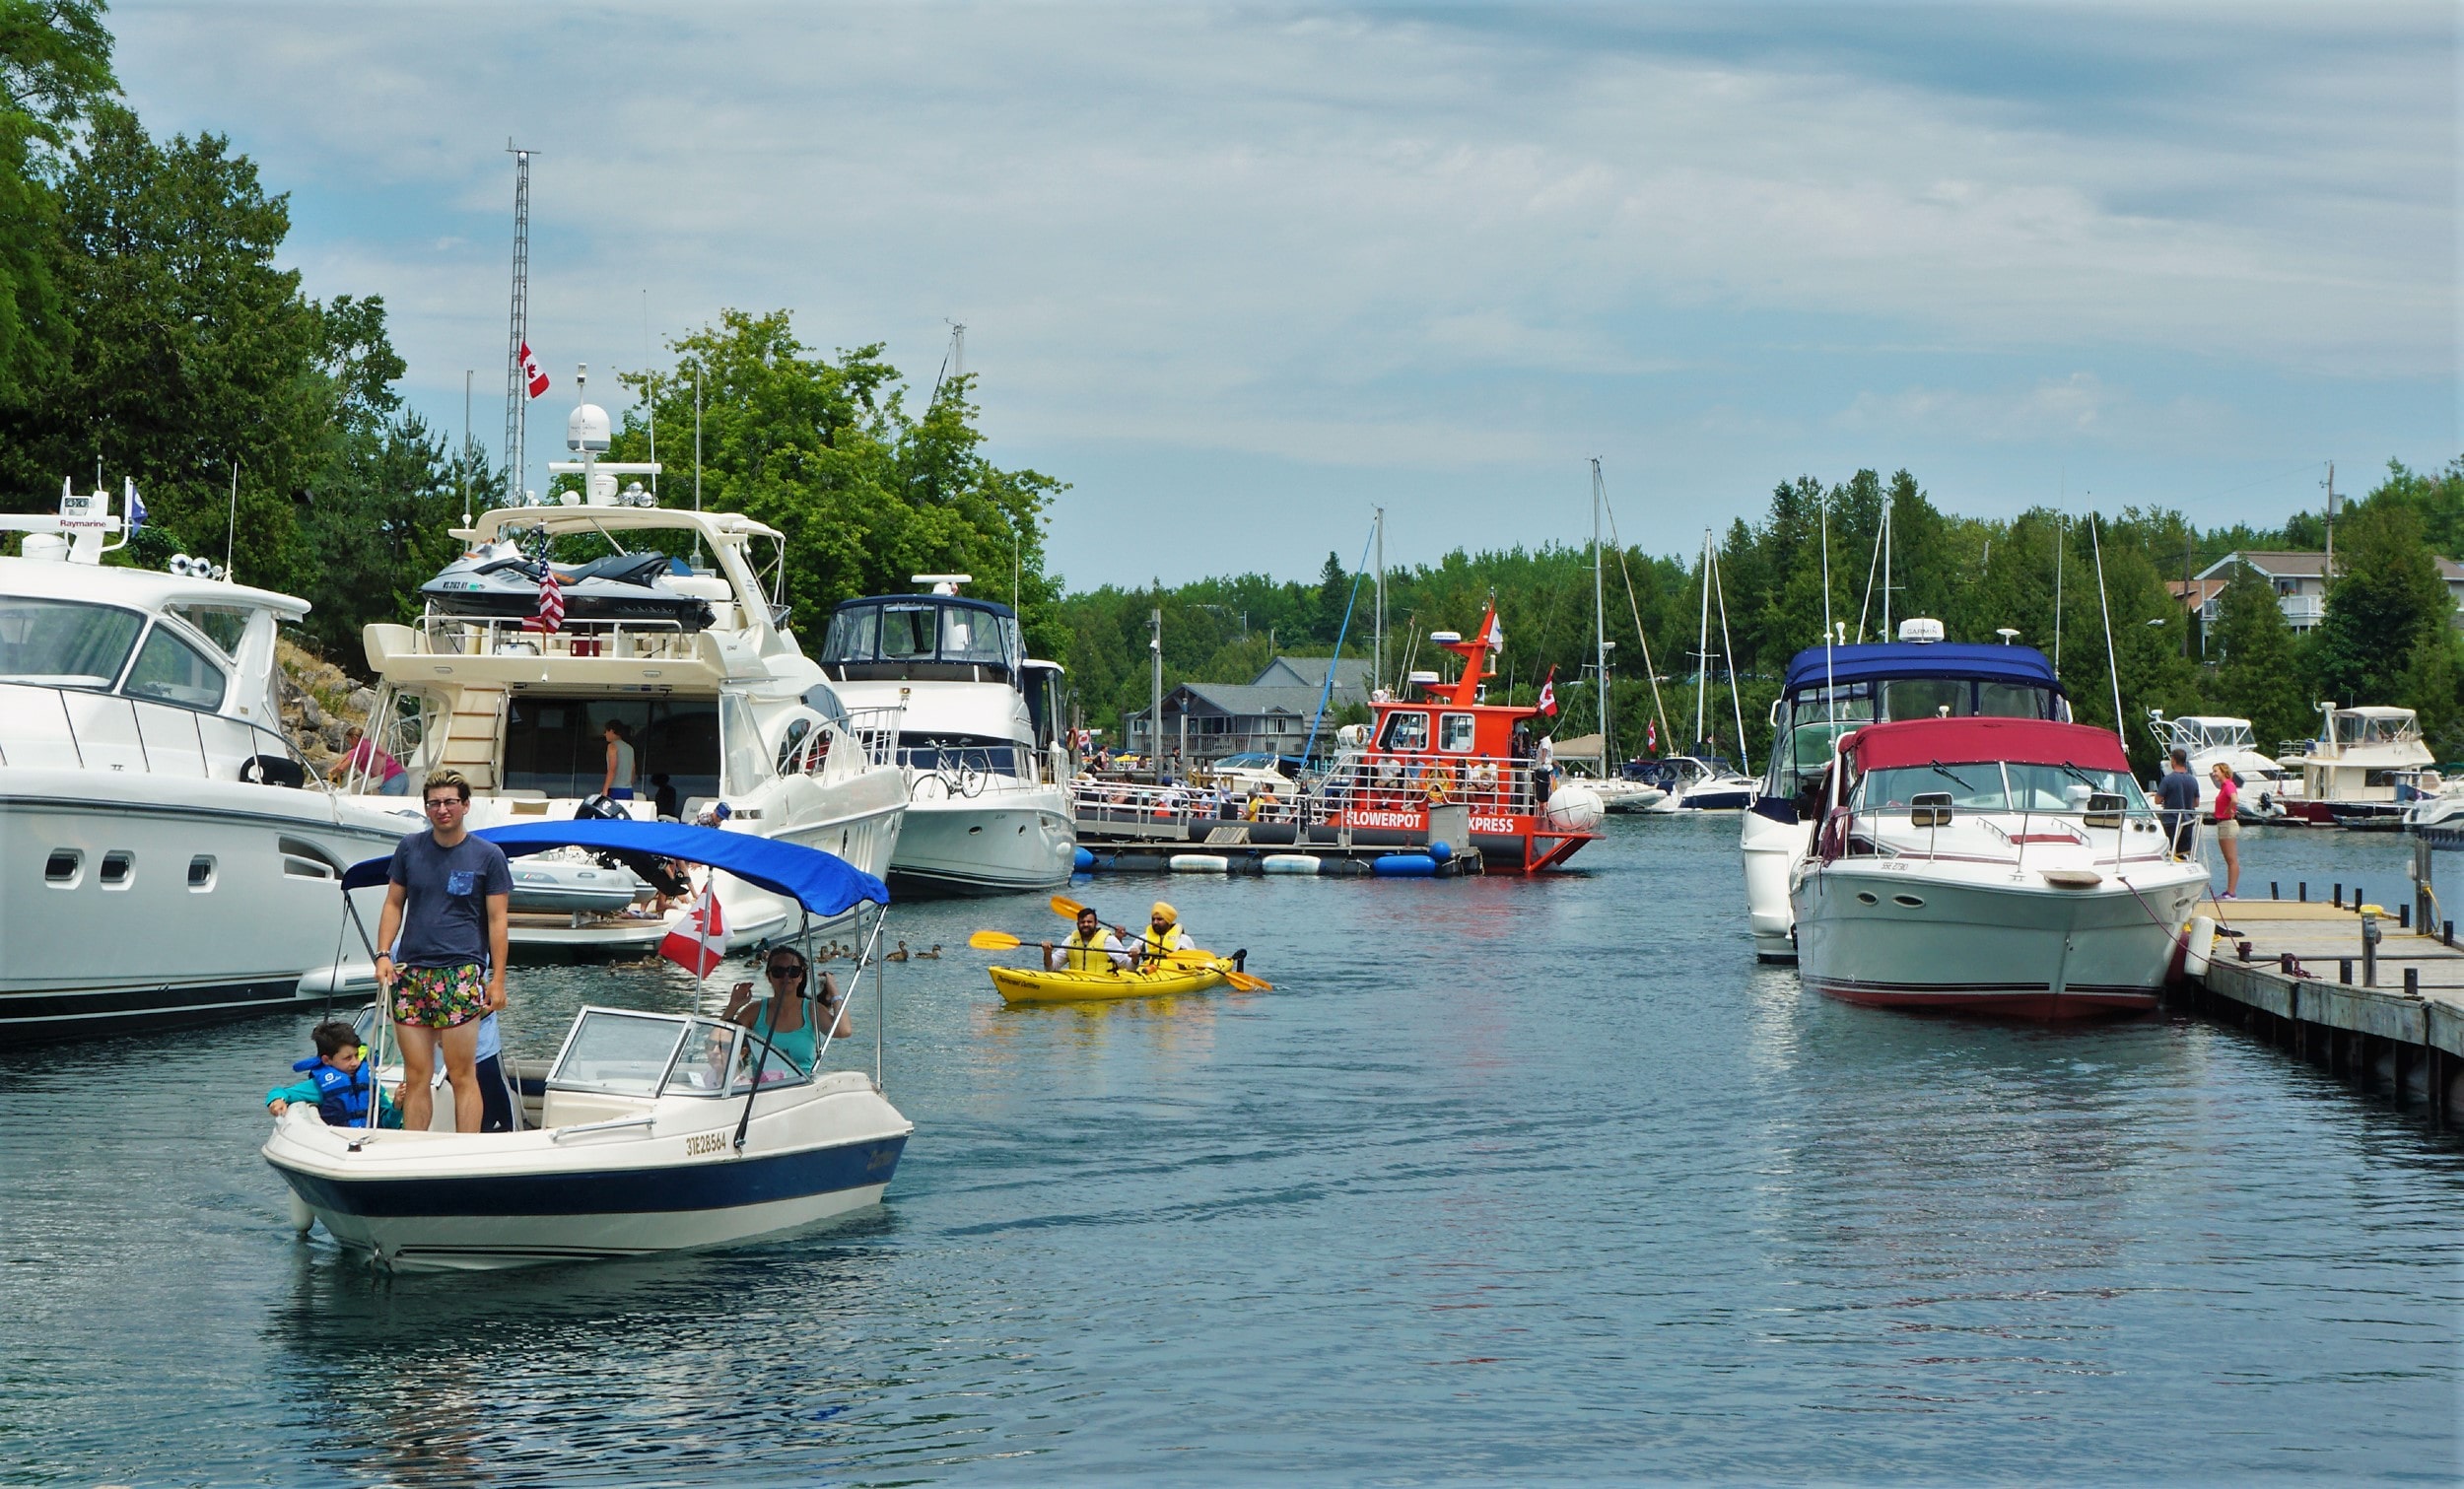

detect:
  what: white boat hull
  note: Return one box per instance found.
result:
[1792,859,2209,1016]
[0,772,404,1042]
[888,786,1076,896]
[263,1072,909,1270]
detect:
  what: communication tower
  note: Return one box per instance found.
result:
[503,143,534,507]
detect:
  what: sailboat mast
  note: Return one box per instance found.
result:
[1882,495,1892,640]
[1694,528,1711,750]
[1593,461,1609,770]
[1373,506,1385,697]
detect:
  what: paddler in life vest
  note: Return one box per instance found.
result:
[1134,902,1193,968]
[1044,907,1131,973]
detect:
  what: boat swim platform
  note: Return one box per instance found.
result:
[1075,836,1484,878]
[2173,860,2464,1127]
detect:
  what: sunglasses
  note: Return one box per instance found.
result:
[765,965,807,980]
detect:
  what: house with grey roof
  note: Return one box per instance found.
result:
[2189,551,2464,634]
[1122,656,1371,768]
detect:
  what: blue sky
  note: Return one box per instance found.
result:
[112,2,2456,588]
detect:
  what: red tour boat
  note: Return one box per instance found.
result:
[1324,601,1604,872]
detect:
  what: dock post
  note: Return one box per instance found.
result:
[2339,958,2353,984]
[2445,920,2455,948]
[2298,881,2307,903]
[2361,910,2379,987]
[2333,882,2343,909]
[2404,966,2420,996]
[2270,880,2279,901]
[2400,905,2411,929]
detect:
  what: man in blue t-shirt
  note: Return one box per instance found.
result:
[375,770,513,1132]
[2156,747,2201,858]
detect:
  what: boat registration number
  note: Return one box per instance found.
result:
[684,1131,729,1157]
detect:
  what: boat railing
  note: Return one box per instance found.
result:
[0,680,311,783]
[781,706,905,778]
[412,612,700,661]
[1072,749,1550,829]
[1820,794,2186,873]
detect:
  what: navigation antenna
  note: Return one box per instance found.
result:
[502,142,534,508]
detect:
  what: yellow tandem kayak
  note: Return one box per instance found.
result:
[988,960,1233,1004]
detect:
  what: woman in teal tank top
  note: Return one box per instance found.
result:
[722,947,853,1076]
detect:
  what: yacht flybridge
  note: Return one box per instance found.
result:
[1,482,406,1042]
[342,373,909,949]
[819,576,1076,896]
[2278,705,2433,826]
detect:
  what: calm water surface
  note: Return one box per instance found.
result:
[2,818,2458,1485]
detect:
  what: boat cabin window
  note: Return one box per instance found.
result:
[721,694,769,796]
[1439,712,1475,752]
[1378,711,1429,752]
[1976,682,2050,719]
[166,604,252,658]
[1854,761,2144,815]
[1881,678,1966,721]
[502,697,720,802]
[0,597,144,688]
[1857,764,2010,812]
[2004,763,2140,813]
[121,624,227,711]
[899,732,1025,778]
[549,1010,689,1097]
[822,598,1019,684]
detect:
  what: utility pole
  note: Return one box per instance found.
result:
[503,143,533,507]
[1148,607,1164,785]
[2323,460,2337,576]
[2181,531,2194,659]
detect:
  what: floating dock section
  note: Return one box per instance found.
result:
[1075,802,1483,878]
[2176,844,2463,1126]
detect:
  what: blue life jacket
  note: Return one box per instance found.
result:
[294,1053,375,1127]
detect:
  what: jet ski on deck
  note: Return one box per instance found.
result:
[420,543,715,632]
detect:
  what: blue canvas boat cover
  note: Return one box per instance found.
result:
[1781,641,2061,695]
[340,820,889,915]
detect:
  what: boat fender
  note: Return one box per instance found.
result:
[2182,914,2217,980]
[1261,853,1320,875]
[1168,853,1230,873]
[1427,840,1454,863]
[1374,853,1437,877]
[286,1190,316,1235]
[1073,846,1095,871]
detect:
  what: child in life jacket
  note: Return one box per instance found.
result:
[264,1020,401,1128]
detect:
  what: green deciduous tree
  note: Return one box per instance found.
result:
[2205,563,2307,748]
[2308,500,2452,712]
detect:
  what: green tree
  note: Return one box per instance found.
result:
[2309,501,2451,711]
[2205,563,2307,747]
[0,0,114,402]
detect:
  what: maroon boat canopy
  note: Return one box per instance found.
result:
[1844,717,2130,773]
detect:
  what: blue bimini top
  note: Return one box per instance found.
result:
[1780,641,2062,696]
[342,820,888,917]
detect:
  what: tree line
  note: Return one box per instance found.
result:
[1055,461,2464,778]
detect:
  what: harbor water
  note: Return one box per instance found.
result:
[3,817,2458,1484]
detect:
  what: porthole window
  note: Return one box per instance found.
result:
[1855,891,1878,905]
[99,850,134,887]
[188,856,217,891]
[44,849,81,886]
[1893,894,1925,908]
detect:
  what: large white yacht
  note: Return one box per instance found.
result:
[818,577,1076,896]
[2145,711,2300,819]
[1,483,407,1042]
[340,386,909,949]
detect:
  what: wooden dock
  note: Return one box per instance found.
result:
[2175,854,2464,1125]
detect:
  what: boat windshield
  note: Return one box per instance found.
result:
[549,1010,689,1096]
[2334,712,2421,747]
[660,1019,780,1098]
[1856,762,2143,814]
[0,597,145,688]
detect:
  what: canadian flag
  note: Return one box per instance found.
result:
[659,884,727,978]
[519,342,550,399]
[1536,666,1558,717]
[1647,718,1658,754]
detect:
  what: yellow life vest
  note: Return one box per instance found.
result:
[1139,924,1188,963]
[1062,929,1116,974]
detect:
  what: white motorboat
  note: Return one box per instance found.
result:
[2277,705,2435,827]
[341,378,908,950]
[1743,623,2071,961]
[2397,770,2464,833]
[1639,754,1757,811]
[2146,711,2300,820]
[264,822,909,1271]
[0,483,409,1043]
[1586,772,1668,814]
[1791,716,2211,1017]
[819,577,1077,896]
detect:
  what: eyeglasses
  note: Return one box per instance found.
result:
[765,965,807,981]
[423,798,465,812]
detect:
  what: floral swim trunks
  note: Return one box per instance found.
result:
[393,963,489,1029]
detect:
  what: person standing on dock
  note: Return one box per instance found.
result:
[1045,906,1130,973]
[2210,763,2242,899]
[375,771,513,1133]
[2157,748,2200,858]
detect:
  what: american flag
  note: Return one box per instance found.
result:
[526,564,564,634]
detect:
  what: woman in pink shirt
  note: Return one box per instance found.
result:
[330,724,408,795]
[2208,764,2241,899]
